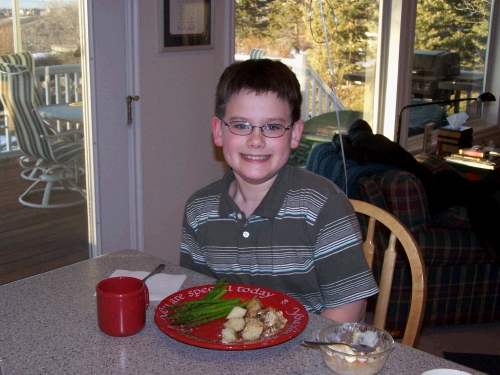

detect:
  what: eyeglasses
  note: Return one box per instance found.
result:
[220,119,293,138]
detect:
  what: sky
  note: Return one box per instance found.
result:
[0,0,46,9]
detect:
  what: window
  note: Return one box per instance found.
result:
[234,1,499,152]
[404,0,495,151]
[235,0,381,139]
[380,1,499,152]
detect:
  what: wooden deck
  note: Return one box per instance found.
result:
[0,159,89,285]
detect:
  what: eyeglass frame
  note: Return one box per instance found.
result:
[219,118,294,138]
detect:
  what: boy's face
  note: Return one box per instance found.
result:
[212,90,304,186]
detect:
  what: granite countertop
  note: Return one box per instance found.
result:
[0,249,485,375]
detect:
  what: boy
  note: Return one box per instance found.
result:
[180,59,378,322]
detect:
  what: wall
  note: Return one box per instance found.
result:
[138,1,230,264]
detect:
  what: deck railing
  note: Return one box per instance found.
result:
[35,63,82,105]
[1,63,81,158]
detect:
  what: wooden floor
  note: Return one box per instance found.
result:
[0,159,89,285]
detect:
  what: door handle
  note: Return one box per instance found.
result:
[127,95,140,124]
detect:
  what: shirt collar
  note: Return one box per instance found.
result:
[218,166,294,219]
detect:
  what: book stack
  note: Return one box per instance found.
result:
[444,147,500,170]
[437,125,473,154]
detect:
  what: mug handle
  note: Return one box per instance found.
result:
[144,284,150,309]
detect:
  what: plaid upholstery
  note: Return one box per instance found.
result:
[309,146,500,331]
[357,162,499,331]
[368,171,430,232]
[378,262,500,329]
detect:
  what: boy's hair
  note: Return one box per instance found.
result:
[215,59,302,122]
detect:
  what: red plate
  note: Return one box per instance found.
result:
[154,283,308,350]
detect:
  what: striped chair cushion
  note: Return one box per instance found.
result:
[0,52,42,106]
[249,48,265,59]
[0,62,83,164]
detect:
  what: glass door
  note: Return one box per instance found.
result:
[0,0,89,285]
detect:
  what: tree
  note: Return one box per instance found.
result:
[40,0,80,53]
[266,0,310,56]
[235,0,272,39]
[304,0,379,110]
[414,0,491,70]
[235,0,491,111]
[0,22,14,54]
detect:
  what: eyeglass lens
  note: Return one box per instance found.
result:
[224,121,289,138]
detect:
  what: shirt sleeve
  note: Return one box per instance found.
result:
[313,192,379,310]
[179,203,217,279]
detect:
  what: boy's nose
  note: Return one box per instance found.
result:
[246,128,266,146]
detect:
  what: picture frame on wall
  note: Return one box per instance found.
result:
[160,0,213,52]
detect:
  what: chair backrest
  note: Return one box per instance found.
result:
[350,199,427,347]
[0,52,42,106]
[0,62,55,161]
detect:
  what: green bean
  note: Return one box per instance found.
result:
[167,278,250,328]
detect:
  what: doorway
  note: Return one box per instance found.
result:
[0,0,89,285]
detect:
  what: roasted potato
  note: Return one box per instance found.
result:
[226,306,247,319]
[241,318,265,340]
[221,327,238,343]
[224,317,246,332]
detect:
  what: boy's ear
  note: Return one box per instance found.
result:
[212,116,224,147]
[290,119,304,149]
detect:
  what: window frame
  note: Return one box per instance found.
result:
[376,0,500,152]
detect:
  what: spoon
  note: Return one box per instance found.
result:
[142,264,166,282]
[299,339,376,353]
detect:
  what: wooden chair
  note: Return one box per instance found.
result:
[350,199,427,348]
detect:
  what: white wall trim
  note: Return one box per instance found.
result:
[379,0,417,145]
[127,0,142,252]
[81,0,101,258]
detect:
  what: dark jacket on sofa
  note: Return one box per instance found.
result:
[333,120,500,259]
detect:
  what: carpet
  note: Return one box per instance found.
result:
[443,352,500,375]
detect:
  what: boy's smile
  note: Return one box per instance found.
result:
[212,90,304,188]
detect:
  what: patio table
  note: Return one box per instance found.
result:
[0,249,485,374]
[38,102,83,123]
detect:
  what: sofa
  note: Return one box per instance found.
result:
[305,141,500,332]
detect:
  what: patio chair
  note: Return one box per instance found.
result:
[0,62,86,208]
[249,48,265,59]
[0,52,43,106]
[0,52,44,160]
[350,199,427,348]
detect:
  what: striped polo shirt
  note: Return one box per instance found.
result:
[180,165,378,313]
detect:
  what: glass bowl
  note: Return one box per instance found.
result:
[317,322,394,375]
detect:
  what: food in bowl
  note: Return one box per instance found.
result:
[317,322,394,375]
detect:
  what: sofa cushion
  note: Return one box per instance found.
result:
[370,170,431,233]
[413,227,488,266]
[379,261,500,331]
[432,205,472,229]
[357,176,389,212]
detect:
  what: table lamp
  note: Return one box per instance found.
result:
[396,91,496,144]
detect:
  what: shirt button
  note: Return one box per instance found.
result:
[243,231,249,238]
[237,213,243,220]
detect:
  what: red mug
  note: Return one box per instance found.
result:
[96,276,149,337]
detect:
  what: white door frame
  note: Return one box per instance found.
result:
[80,0,142,257]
